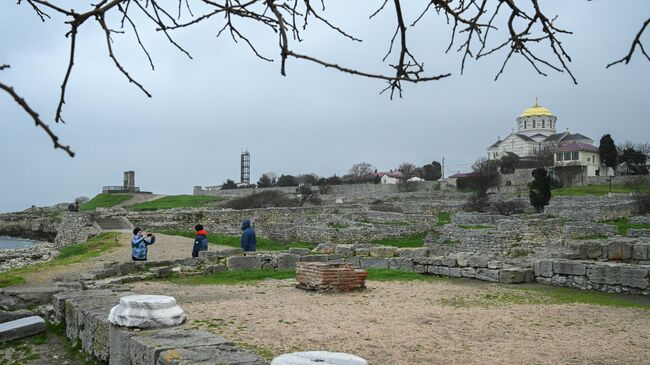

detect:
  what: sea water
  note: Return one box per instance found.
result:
[0,236,36,250]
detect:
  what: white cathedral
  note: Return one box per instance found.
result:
[487,101,593,160]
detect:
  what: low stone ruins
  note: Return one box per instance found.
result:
[295,262,368,292]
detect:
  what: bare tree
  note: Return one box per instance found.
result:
[2,1,648,157]
[348,162,374,183]
[398,162,417,181]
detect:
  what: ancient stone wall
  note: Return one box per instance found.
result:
[53,212,100,247]
[0,209,61,241]
[534,259,650,295]
[544,195,635,221]
[102,206,437,244]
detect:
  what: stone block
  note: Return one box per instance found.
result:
[0,309,33,324]
[488,261,503,269]
[227,256,262,270]
[525,269,535,283]
[369,246,397,258]
[153,267,172,279]
[449,268,462,278]
[634,244,649,260]
[621,242,633,260]
[353,248,371,257]
[109,325,135,365]
[468,256,489,268]
[587,263,620,285]
[313,243,336,254]
[79,303,115,361]
[334,245,354,257]
[344,257,360,267]
[260,255,278,270]
[288,248,311,256]
[300,255,329,263]
[198,251,224,263]
[1,286,63,307]
[535,260,554,278]
[157,343,267,365]
[608,242,624,260]
[619,267,650,289]
[277,253,300,270]
[553,261,587,276]
[396,247,430,258]
[388,258,404,270]
[461,267,476,278]
[475,268,499,283]
[413,264,426,274]
[66,295,118,341]
[399,258,414,272]
[499,268,526,284]
[52,289,114,324]
[429,266,450,276]
[359,258,389,269]
[129,328,230,365]
[440,258,458,267]
[0,316,45,342]
[327,255,344,261]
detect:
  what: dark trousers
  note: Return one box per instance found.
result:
[132,256,147,261]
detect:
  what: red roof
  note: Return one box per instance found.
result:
[448,172,477,178]
[556,141,598,153]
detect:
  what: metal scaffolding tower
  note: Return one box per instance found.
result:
[240,150,250,185]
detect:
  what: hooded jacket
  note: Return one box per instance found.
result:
[192,229,208,258]
[240,219,256,252]
[132,234,155,260]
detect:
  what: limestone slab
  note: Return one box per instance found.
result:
[108,295,186,329]
[227,255,262,270]
[157,343,267,365]
[272,351,367,365]
[0,316,45,342]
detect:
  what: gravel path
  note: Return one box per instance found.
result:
[23,232,227,284]
[133,278,650,365]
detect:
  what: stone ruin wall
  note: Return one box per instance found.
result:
[102,205,438,244]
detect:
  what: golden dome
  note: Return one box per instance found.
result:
[520,101,554,117]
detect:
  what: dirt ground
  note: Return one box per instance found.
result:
[133,278,650,365]
[22,232,227,285]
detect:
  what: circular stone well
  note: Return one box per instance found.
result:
[271,351,367,365]
[108,294,186,328]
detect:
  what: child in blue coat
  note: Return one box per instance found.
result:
[131,227,155,261]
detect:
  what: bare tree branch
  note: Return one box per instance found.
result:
[0,70,75,157]
[607,17,650,68]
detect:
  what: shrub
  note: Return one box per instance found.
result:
[632,192,650,215]
[493,200,526,216]
[464,193,490,212]
[222,191,297,210]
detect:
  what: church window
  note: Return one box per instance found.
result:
[572,151,579,160]
[564,152,572,160]
[556,153,563,161]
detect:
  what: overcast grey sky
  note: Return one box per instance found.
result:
[1,1,649,213]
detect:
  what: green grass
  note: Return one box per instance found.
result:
[159,230,315,251]
[370,232,427,248]
[0,232,120,288]
[80,193,133,211]
[328,223,349,229]
[168,269,296,285]
[458,224,494,229]
[604,217,650,235]
[553,184,650,196]
[436,212,451,226]
[127,195,225,211]
[440,285,650,309]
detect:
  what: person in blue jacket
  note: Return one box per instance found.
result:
[240,219,256,252]
[192,224,209,258]
[131,227,155,261]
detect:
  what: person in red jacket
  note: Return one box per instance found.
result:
[192,224,208,258]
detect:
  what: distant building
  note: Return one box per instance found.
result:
[102,171,141,193]
[487,101,609,180]
[241,150,250,185]
[487,101,593,160]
